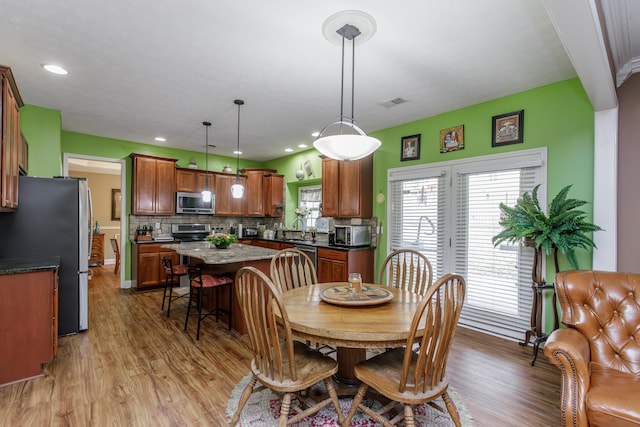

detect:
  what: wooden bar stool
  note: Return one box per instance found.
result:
[161,256,188,317]
[184,267,233,340]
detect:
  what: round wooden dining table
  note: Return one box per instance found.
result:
[279,282,424,386]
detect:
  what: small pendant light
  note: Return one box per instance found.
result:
[231,99,245,199]
[201,121,213,202]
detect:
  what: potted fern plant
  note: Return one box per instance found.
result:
[492,184,602,270]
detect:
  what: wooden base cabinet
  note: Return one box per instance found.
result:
[89,233,105,266]
[132,243,180,290]
[0,269,58,386]
[317,247,374,283]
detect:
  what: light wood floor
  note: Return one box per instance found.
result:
[0,267,561,427]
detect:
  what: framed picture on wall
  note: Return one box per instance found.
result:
[400,134,421,161]
[492,110,524,147]
[111,189,121,220]
[440,125,464,153]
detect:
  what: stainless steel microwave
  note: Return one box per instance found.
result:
[333,225,371,247]
[176,192,215,214]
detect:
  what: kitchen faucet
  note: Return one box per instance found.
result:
[292,217,306,240]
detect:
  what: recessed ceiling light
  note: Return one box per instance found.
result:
[284,148,294,153]
[233,150,242,155]
[311,131,320,137]
[154,137,166,142]
[42,64,68,75]
[298,143,308,148]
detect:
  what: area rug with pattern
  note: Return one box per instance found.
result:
[226,374,474,426]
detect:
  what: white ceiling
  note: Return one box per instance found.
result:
[0,1,637,162]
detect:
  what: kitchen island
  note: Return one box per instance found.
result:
[161,242,278,335]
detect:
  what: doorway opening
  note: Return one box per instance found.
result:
[64,154,128,289]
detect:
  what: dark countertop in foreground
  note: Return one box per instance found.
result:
[161,242,278,264]
[0,256,61,275]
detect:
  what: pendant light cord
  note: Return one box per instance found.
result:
[203,121,211,189]
[234,99,244,182]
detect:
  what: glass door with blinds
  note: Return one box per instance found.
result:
[387,148,546,341]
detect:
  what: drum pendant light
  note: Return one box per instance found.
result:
[313,21,381,161]
[201,121,213,202]
[230,99,245,199]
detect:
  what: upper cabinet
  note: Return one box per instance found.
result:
[241,168,283,217]
[131,154,178,215]
[263,173,284,217]
[321,155,373,218]
[0,65,24,212]
[176,167,211,193]
[215,173,246,216]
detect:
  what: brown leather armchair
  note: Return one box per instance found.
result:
[544,270,640,427]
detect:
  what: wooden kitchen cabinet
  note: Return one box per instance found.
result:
[89,233,105,266]
[0,268,58,386]
[321,155,373,218]
[317,247,374,283]
[1,65,24,212]
[263,173,284,217]
[132,243,180,290]
[242,168,273,216]
[176,167,211,193]
[131,154,178,215]
[215,173,246,216]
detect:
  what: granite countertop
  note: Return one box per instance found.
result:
[0,256,61,275]
[161,241,278,264]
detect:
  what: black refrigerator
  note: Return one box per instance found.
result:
[0,176,91,335]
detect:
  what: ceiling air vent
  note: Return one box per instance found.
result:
[380,97,408,109]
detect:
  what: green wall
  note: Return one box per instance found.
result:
[20,105,62,177]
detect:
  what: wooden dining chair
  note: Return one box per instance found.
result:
[270,248,317,293]
[343,273,466,427]
[229,266,344,427]
[379,248,433,295]
[269,248,335,354]
[109,238,120,275]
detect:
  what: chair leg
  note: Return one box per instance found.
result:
[227,283,232,331]
[229,375,258,427]
[343,383,368,425]
[404,404,416,427]
[278,392,292,427]
[196,286,204,340]
[167,279,175,317]
[162,275,169,310]
[215,286,220,323]
[323,378,344,424]
[442,391,462,427]
[184,285,194,332]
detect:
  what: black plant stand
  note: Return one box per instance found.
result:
[519,243,559,366]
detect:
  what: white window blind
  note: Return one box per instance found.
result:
[453,167,540,340]
[388,172,448,279]
[387,148,546,341]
